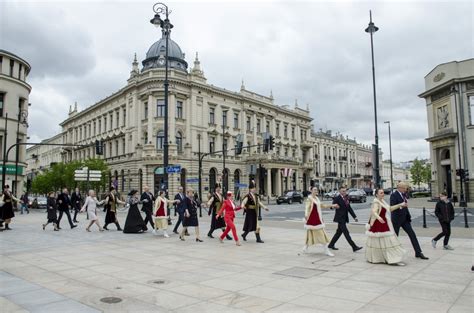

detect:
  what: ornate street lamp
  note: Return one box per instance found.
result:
[384,121,393,191]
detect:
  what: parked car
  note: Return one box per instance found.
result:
[348,190,367,203]
[31,196,48,209]
[277,191,304,204]
[363,188,374,196]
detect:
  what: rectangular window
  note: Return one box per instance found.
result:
[104,116,107,131]
[93,121,96,135]
[123,108,126,126]
[9,59,14,77]
[209,137,215,153]
[223,138,228,151]
[246,116,251,131]
[18,64,22,80]
[110,113,113,129]
[116,111,119,128]
[176,101,183,119]
[256,119,261,133]
[284,125,288,138]
[156,99,165,117]
[144,102,148,119]
[222,110,227,127]
[115,140,119,156]
[291,127,295,139]
[276,123,280,136]
[109,142,113,157]
[98,119,102,133]
[88,124,91,138]
[233,113,239,129]
[144,132,148,145]
[266,121,270,133]
[122,138,126,154]
[209,107,215,124]
[470,95,474,124]
[0,93,4,117]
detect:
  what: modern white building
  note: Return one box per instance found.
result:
[419,58,474,201]
[0,49,31,196]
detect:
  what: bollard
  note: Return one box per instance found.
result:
[463,207,469,228]
[422,207,427,228]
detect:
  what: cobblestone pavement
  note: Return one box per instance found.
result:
[0,211,473,312]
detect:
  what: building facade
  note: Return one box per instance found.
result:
[419,58,474,200]
[0,49,31,196]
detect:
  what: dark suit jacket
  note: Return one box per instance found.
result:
[140,192,155,212]
[332,195,357,223]
[390,191,411,224]
[56,193,71,211]
[435,200,455,223]
[71,192,82,209]
[174,193,186,214]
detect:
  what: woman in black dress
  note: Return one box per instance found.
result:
[180,188,203,242]
[1,185,19,230]
[123,189,147,233]
[43,191,59,231]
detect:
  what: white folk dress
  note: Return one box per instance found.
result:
[365,198,406,264]
[304,196,330,246]
[81,196,103,221]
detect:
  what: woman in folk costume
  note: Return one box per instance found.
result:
[206,183,231,240]
[241,180,269,243]
[0,185,19,230]
[303,186,339,256]
[103,187,125,231]
[81,190,106,232]
[43,191,59,231]
[180,188,203,242]
[366,188,407,265]
[153,190,180,237]
[217,191,243,246]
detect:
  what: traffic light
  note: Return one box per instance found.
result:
[95,140,103,155]
[263,137,269,152]
[235,134,244,155]
[269,135,274,150]
[456,169,466,180]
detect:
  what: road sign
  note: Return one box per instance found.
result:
[235,183,248,188]
[89,170,101,175]
[186,178,199,183]
[167,165,181,174]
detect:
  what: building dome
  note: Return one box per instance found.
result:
[142,33,188,72]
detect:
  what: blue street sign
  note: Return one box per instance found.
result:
[186,178,200,183]
[235,183,248,188]
[166,165,181,173]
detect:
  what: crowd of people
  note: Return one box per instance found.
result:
[0,180,462,267]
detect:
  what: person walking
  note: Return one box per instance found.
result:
[103,187,125,231]
[123,190,147,233]
[0,185,20,230]
[390,182,428,260]
[241,181,269,243]
[207,183,231,239]
[71,188,82,223]
[432,192,455,250]
[366,188,407,265]
[57,188,77,230]
[153,190,179,237]
[81,190,105,232]
[328,186,362,252]
[20,193,29,214]
[43,191,59,231]
[172,186,187,235]
[140,186,155,230]
[179,188,203,242]
[303,186,339,256]
[217,191,242,246]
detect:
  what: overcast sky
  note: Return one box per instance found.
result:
[1,0,472,162]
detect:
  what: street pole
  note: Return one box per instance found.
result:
[452,85,467,207]
[222,117,226,196]
[197,133,202,217]
[365,10,381,188]
[1,113,8,188]
[384,121,394,190]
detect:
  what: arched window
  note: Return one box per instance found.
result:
[176,132,183,153]
[156,130,164,150]
[234,169,241,200]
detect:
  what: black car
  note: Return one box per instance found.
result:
[348,190,367,203]
[363,188,374,196]
[277,191,304,204]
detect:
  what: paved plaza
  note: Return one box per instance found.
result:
[0,209,473,313]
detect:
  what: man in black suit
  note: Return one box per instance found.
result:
[140,186,155,230]
[328,186,362,252]
[172,186,187,235]
[390,182,428,260]
[71,188,82,223]
[57,188,77,229]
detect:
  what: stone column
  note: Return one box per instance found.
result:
[266,167,272,197]
[168,93,177,156]
[147,94,154,145]
[295,170,299,191]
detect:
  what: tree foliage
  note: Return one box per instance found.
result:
[410,158,431,188]
[31,159,109,195]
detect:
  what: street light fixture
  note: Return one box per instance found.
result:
[384,121,393,191]
[150,2,173,194]
[451,85,467,207]
[13,109,28,196]
[365,10,381,188]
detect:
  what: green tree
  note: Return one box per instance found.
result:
[410,158,424,188]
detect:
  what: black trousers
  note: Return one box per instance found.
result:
[73,203,80,221]
[173,212,184,232]
[142,208,154,229]
[57,210,74,228]
[393,219,422,256]
[433,221,451,246]
[329,222,357,249]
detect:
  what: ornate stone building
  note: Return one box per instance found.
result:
[0,49,31,195]
[419,58,473,200]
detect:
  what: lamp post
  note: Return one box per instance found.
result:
[197,133,202,217]
[150,2,173,194]
[451,85,467,207]
[13,109,28,196]
[384,121,393,191]
[365,10,381,188]
[1,113,8,188]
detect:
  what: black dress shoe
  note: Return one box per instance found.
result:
[226,235,232,240]
[416,253,429,260]
[71,225,77,229]
[328,246,339,250]
[208,234,214,238]
[353,246,363,252]
[173,230,179,234]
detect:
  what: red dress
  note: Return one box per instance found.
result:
[155,201,166,217]
[305,203,324,229]
[368,207,390,233]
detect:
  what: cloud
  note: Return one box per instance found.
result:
[1,0,472,163]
